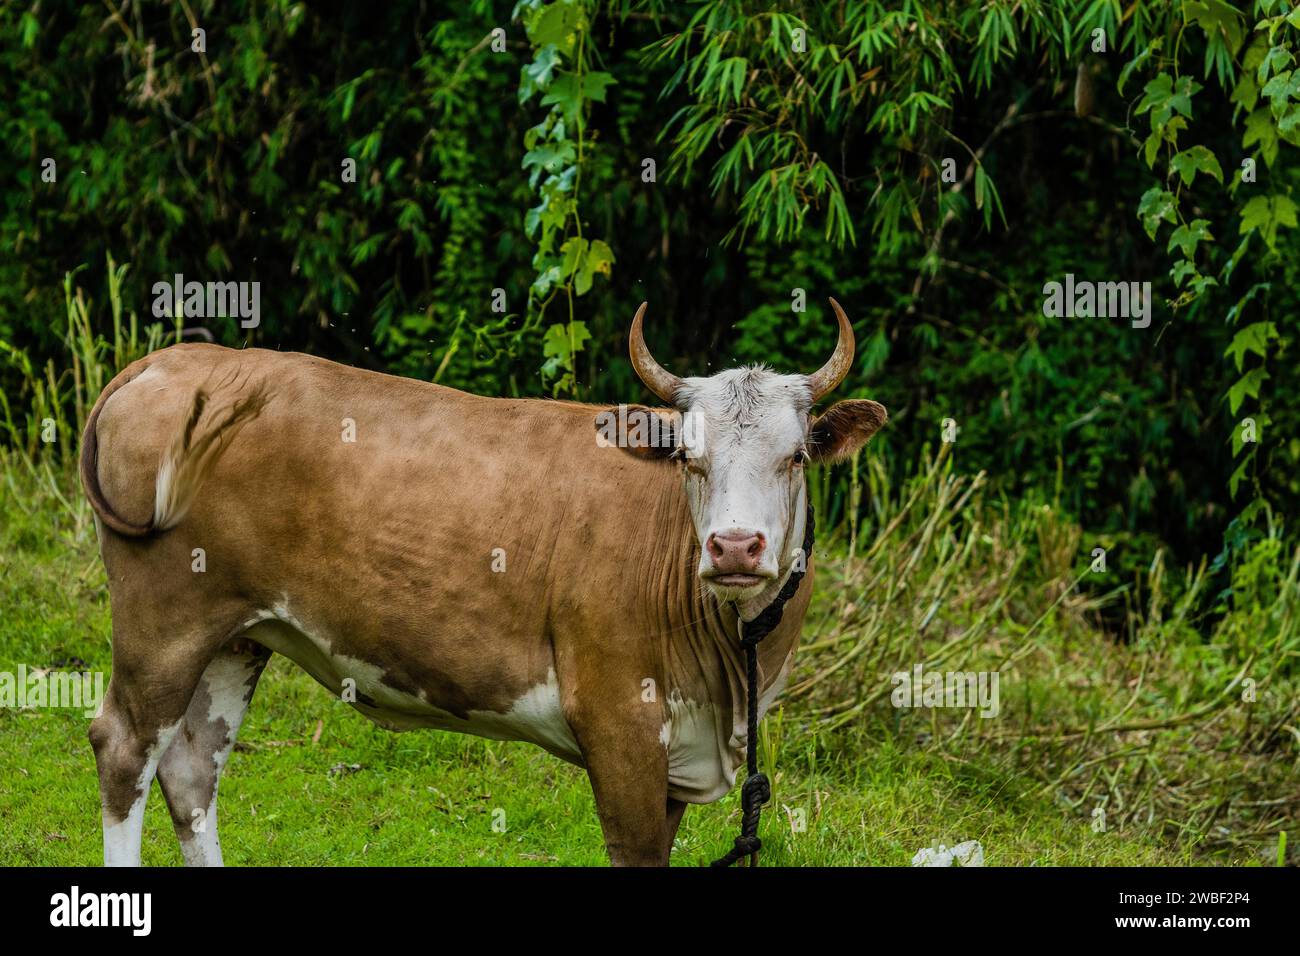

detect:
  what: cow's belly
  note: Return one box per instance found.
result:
[240,615,583,765]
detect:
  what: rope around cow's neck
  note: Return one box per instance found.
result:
[710,501,815,868]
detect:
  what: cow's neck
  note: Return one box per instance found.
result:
[657,476,811,718]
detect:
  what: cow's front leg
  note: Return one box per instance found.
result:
[571,703,671,866]
[584,741,671,866]
[666,797,688,854]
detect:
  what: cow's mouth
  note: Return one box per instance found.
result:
[702,572,770,589]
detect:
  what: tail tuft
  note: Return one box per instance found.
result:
[152,386,270,532]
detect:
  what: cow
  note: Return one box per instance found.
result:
[80,299,886,866]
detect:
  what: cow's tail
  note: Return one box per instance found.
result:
[80,369,270,538]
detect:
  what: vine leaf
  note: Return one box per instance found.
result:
[1167,219,1212,257]
[1170,259,1198,287]
[1136,74,1199,128]
[541,320,593,393]
[560,237,614,295]
[1228,451,1252,499]
[541,71,616,124]
[1260,69,1300,114]
[1227,367,1269,416]
[1184,0,1245,55]
[531,263,562,299]
[1170,146,1223,186]
[1231,412,1270,459]
[524,1,586,57]
[519,45,562,103]
[1243,108,1280,167]
[522,140,576,187]
[1239,193,1298,249]
[1137,187,1177,239]
[1224,322,1279,372]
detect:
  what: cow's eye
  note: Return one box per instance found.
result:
[672,447,706,476]
[792,450,807,467]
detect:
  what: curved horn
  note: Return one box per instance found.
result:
[807,297,856,402]
[629,302,683,404]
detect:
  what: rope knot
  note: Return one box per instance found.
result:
[732,834,762,856]
[741,772,771,819]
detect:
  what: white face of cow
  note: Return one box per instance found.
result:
[612,299,888,607]
[674,369,812,600]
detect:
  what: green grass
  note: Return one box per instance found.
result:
[0,682,1193,867]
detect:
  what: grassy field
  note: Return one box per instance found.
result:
[1,444,1293,866]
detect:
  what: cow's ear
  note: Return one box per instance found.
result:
[808,399,887,463]
[594,405,678,460]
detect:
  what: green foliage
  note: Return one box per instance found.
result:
[0,0,540,396]
[519,0,616,396]
[1122,2,1299,552]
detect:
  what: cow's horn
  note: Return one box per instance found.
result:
[807,298,856,402]
[629,302,683,405]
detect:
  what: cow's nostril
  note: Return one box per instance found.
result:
[747,535,765,557]
[706,533,725,560]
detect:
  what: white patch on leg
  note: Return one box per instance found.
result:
[201,652,261,748]
[103,720,181,867]
[168,652,262,867]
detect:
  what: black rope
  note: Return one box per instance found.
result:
[710,502,815,868]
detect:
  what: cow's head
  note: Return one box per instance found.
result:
[603,299,886,608]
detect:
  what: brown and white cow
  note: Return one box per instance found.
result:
[80,299,885,866]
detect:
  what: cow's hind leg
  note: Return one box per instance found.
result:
[89,596,255,867]
[90,655,208,867]
[89,688,184,867]
[155,638,271,866]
